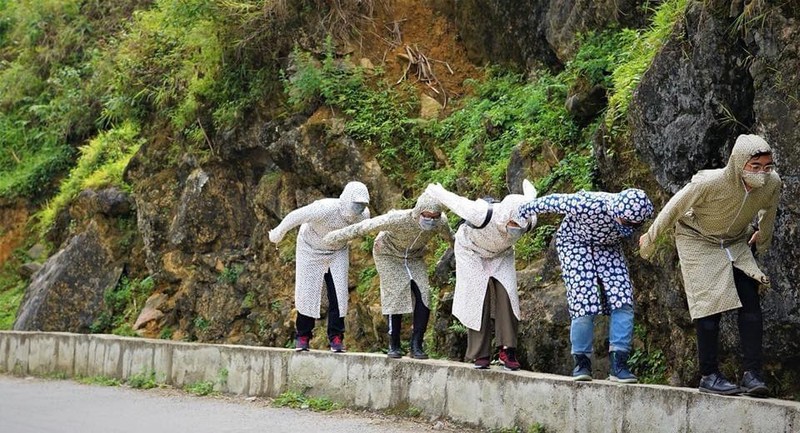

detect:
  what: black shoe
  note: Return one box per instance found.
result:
[741,370,769,397]
[410,330,428,359]
[698,372,742,395]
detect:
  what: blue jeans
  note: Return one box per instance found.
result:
[570,305,634,354]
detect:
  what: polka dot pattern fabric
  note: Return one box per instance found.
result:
[519,191,646,319]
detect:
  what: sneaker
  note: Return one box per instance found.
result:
[572,354,592,381]
[329,335,345,353]
[295,335,310,352]
[741,370,769,397]
[699,372,742,395]
[608,351,637,384]
[473,357,490,369]
[498,347,520,371]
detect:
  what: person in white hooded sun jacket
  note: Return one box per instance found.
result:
[268,181,370,353]
[639,134,781,397]
[517,188,654,383]
[425,180,537,370]
[323,192,453,359]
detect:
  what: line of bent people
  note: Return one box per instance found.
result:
[268,134,780,398]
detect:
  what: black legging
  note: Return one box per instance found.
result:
[695,267,763,375]
[388,280,429,337]
[296,269,345,340]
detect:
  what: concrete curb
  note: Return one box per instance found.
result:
[2,331,798,432]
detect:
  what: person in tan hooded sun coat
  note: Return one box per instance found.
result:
[639,134,781,396]
[324,193,453,359]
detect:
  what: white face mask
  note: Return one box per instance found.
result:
[742,171,768,189]
[350,202,367,215]
[418,217,437,231]
[506,225,526,240]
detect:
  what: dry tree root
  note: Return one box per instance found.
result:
[396,44,453,108]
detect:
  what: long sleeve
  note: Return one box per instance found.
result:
[323,211,407,245]
[425,183,490,227]
[517,193,581,220]
[756,184,781,254]
[639,182,703,258]
[268,202,322,243]
[437,213,455,244]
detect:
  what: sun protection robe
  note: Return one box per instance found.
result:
[640,135,781,319]
[425,182,537,331]
[518,191,644,319]
[268,182,370,318]
[324,193,453,315]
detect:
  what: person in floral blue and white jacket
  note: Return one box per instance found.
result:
[517,188,653,383]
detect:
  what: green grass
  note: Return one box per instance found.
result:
[273,390,339,412]
[0,253,29,330]
[127,371,160,390]
[78,376,122,386]
[605,0,689,127]
[184,380,216,396]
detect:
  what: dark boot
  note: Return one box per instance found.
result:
[387,332,402,359]
[608,351,637,384]
[572,354,592,381]
[699,372,742,395]
[387,315,403,358]
[410,330,428,359]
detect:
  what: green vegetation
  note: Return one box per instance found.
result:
[127,370,160,389]
[628,324,669,384]
[218,264,243,284]
[356,266,378,296]
[0,255,27,329]
[184,380,215,396]
[89,275,155,335]
[34,122,144,235]
[605,0,689,127]
[78,375,122,386]
[273,390,339,412]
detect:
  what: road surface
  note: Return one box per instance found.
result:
[0,375,472,433]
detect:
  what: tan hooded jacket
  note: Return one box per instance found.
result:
[323,193,452,315]
[640,135,781,319]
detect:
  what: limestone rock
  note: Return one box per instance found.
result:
[14,222,122,332]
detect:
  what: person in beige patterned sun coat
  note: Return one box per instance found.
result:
[324,193,453,359]
[425,180,537,371]
[268,181,370,353]
[639,134,781,397]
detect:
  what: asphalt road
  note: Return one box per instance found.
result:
[0,375,470,433]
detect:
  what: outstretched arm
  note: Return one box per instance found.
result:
[638,182,703,258]
[517,193,581,220]
[425,183,490,227]
[268,202,323,244]
[324,211,406,245]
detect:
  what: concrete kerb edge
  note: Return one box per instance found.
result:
[2,331,800,432]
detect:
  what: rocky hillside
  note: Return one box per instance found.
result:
[1,0,798,398]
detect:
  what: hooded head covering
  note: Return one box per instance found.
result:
[495,179,538,230]
[411,192,443,219]
[339,181,370,217]
[610,188,654,224]
[728,134,772,172]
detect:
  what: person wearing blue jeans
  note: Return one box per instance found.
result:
[518,189,653,382]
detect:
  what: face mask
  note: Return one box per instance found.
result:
[742,171,768,189]
[418,216,437,231]
[506,226,526,240]
[614,220,636,238]
[350,202,367,215]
